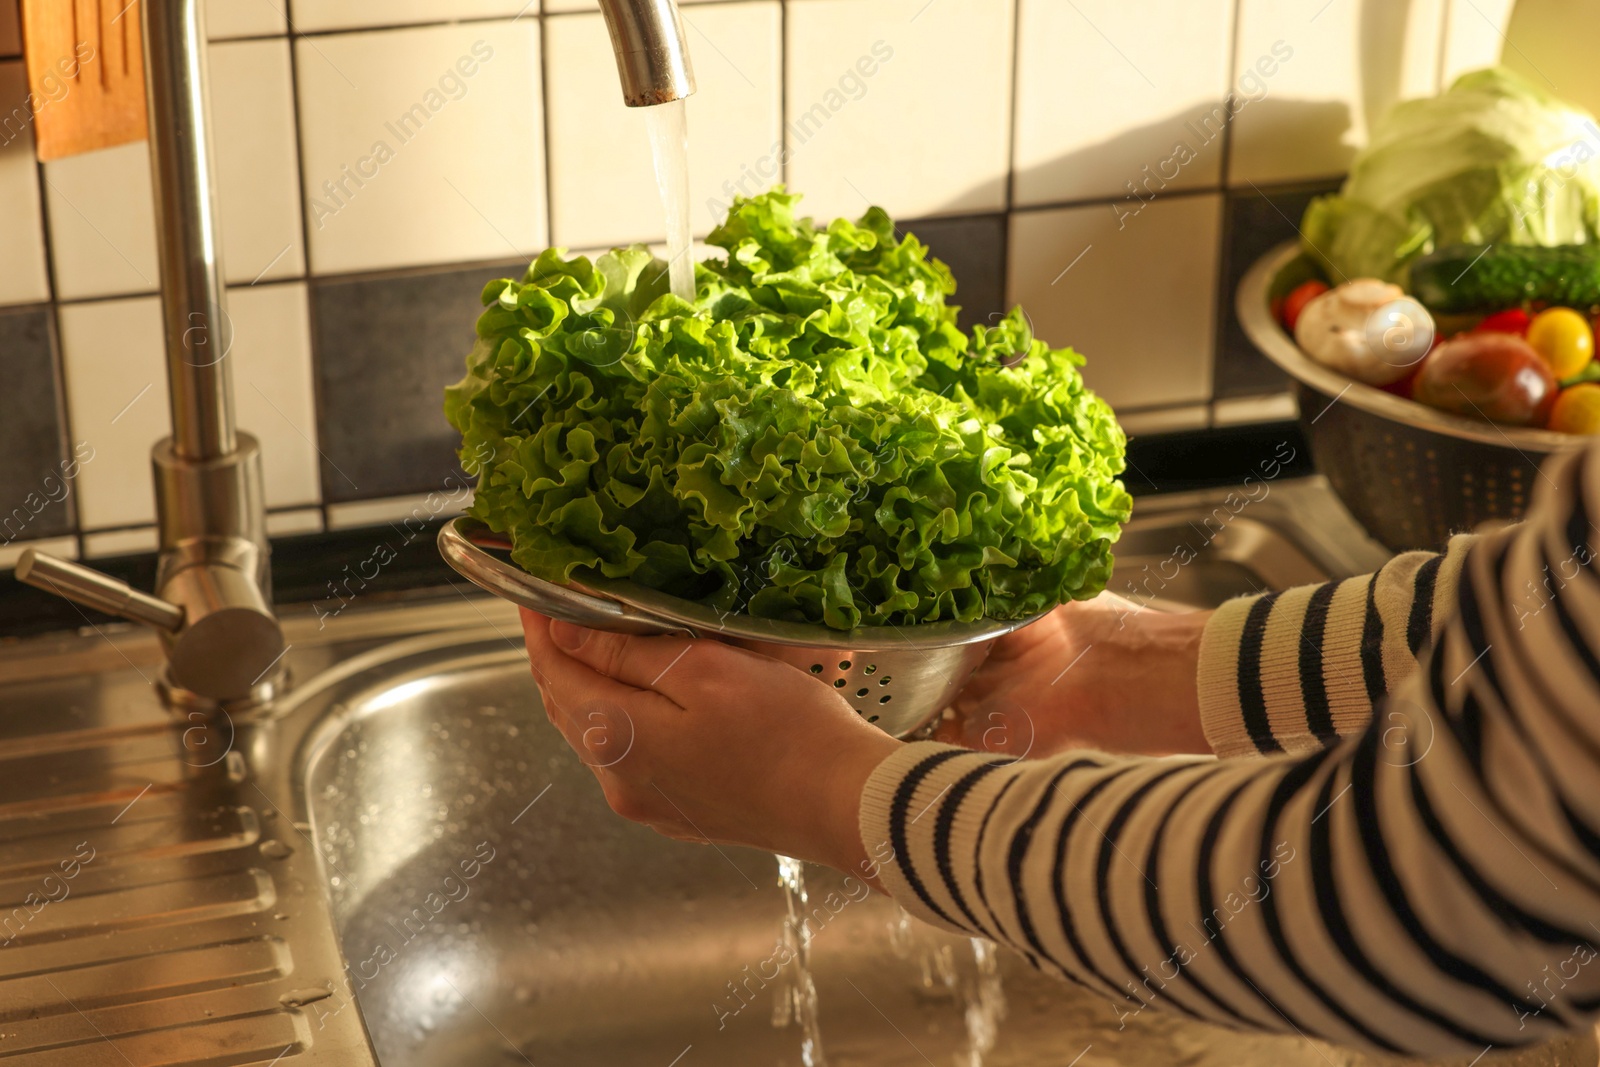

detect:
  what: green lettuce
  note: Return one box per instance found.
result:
[1303,67,1600,284]
[445,189,1130,630]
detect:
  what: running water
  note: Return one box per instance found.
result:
[643,98,696,302]
[773,855,827,1066]
[961,938,1008,1067]
[887,906,1009,1066]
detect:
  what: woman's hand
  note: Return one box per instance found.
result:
[936,593,1213,758]
[520,610,900,873]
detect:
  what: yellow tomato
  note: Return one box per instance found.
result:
[1526,307,1595,380]
[1548,383,1600,434]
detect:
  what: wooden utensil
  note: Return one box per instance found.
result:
[20,0,146,161]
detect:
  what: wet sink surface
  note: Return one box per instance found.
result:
[298,480,1586,1066]
[304,647,1327,1067]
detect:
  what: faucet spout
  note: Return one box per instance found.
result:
[597,0,696,106]
[146,0,234,460]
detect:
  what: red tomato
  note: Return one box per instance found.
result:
[1281,281,1330,333]
[1412,333,1556,426]
[1474,308,1531,336]
[1380,368,1419,399]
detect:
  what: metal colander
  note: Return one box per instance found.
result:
[439,517,1047,738]
[1239,242,1577,552]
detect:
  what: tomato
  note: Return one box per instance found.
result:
[1526,307,1594,380]
[1412,333,1557,426]
[1548,383,1600,434]
[1379,368,1419,399]
[1281,281,1330,333]
[1475,308,1531,336]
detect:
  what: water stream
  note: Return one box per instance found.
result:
[888,905,1009,1066]
[643,98,696,303]
[773,855,827,1066]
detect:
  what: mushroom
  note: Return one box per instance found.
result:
[1293,279,1422,386]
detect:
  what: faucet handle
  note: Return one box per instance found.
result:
[15,550,185,632]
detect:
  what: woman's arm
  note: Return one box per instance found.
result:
[938,541,1474,763]
[1196,538,1475,757]
[863,444,1600,1055]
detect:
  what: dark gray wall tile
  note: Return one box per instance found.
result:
[0,305,73,541]
[311,258,526,503]
[899,213,1006,333]
[1214,180,1341,398]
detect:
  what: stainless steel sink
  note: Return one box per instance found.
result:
[287,479,1588,1067]
[296,631,1370,1067]
[1,478,1593,1066]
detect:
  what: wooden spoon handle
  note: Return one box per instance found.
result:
[20,0,147,161]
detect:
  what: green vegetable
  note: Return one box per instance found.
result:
[1410,243,1600,312]
[1268,252,1329,304]
[445,188,1131,630]
[1301,67,1600,285]
[1564,358,1600,387]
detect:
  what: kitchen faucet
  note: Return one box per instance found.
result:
[14,0,694,710]
[17,0,282,710]
[597,0,697,107]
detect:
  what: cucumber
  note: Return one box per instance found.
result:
[1409,244,1600,313]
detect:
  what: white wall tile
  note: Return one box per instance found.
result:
[1007,194,1221,411]
[267,507,324,536]
[57,297,168,530]
[290,0,529,33]
[326,492,469,530]
[785,0,1012,221]
[84,527,159,558]
[46,38,308,300]
[207,0,287,39]
[1493,1,1600,118]
[546,3,780,248]
[0,61,49,306]
[0,0,19,56]
[0,536,78,571]
[1118,404,1211,437]
[210,39,306,285]
[295,20,546,275]
[546,0,725,12]
[1229,0,1443,186]
[1213,391,1296,426]
[58,285,321,530]
[1013,0,1232,206]
[44,143,161,302]
[1439,0,1514,87]
[228,282,321,509]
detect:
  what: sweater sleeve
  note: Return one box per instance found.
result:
[860,442,1600,1057]
[1195,536,1475,758]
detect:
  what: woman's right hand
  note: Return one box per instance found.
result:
[936,592,1214,759]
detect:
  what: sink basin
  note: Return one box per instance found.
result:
[289,479,1589,1066]
[297,636,1320,1067]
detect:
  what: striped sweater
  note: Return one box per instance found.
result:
[859,442,1600,1057]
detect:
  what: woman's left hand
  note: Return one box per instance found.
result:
[520,609,900,874]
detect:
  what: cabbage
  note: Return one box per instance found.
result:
[1302,67,1600,284]
[445,189,1130,630]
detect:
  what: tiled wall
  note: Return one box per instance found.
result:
[0,0,1519,568]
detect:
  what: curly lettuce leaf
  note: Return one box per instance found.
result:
[446,188,1131,630]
